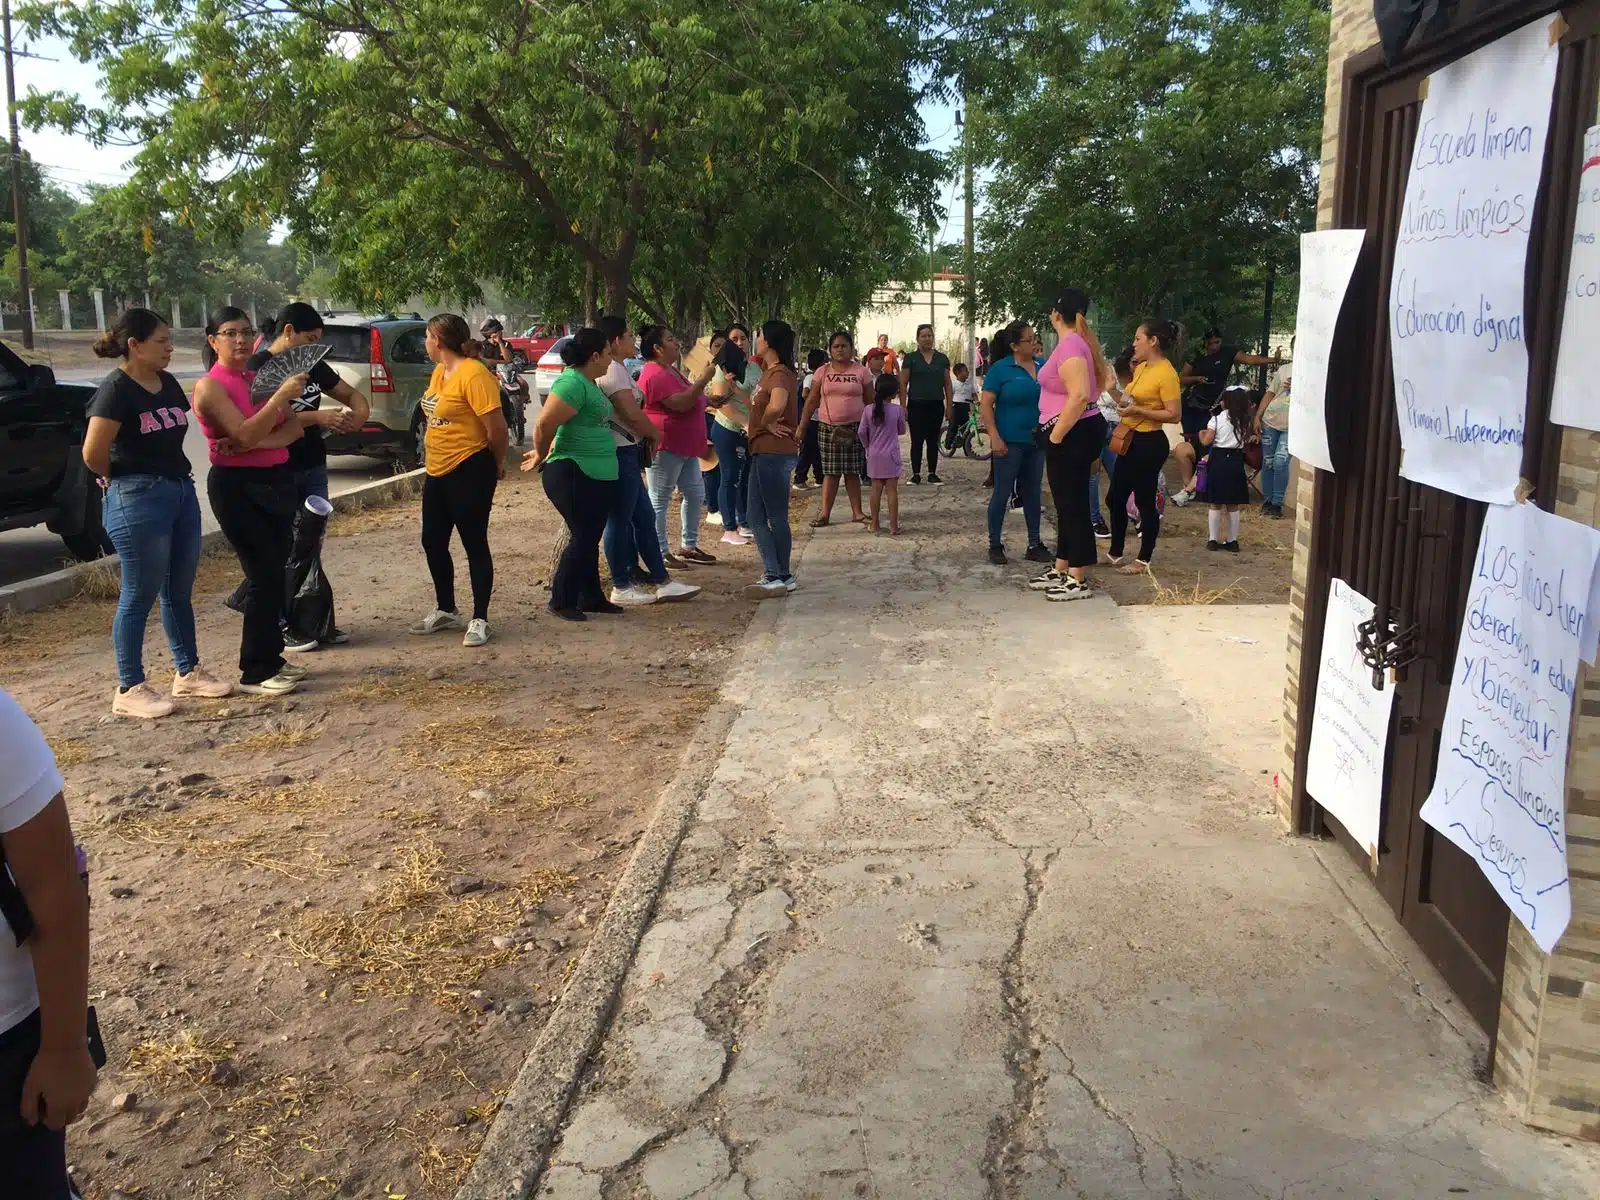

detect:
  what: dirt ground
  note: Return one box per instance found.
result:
[2,467,785,1200]
[0,438,1295,1200]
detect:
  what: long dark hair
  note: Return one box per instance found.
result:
[760,319,796,370]
[560,326,608,368]
[639,324,672,363]
[94,307,165,360]
[202,305,250,368]
[1219,386,1255,441]
[871,371,897,424]
[264,301,324,342]
[1139,318,1181,359]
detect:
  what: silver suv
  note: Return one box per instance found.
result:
[317,316,434,468]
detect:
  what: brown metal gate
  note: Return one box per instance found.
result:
[1294,1,1600,1037]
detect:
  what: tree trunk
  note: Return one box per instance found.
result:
[583,261,598,325]
[602,258,630,317]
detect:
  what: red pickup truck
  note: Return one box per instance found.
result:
[506,322,569,363]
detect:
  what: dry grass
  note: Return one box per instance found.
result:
[335,669,504,709]
[219,1072,339,1194]
[74,558,123,602]
[226,715,325,754]
[406,716,565,783]
[283,840,574,1009]
[400,1095,504,1194]
[1142,568,1249,606]
[124,1027,237,1086]
[329,504,412,538]
[47,736,94,768]
[100,814,347,880]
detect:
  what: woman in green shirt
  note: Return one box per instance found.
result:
[525,327,622,621]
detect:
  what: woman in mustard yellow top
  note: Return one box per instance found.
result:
[410,314,510,648]
[1107,319,1182,573]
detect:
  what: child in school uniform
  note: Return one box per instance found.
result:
[1200,385,1255,552]
[858,373,908,535]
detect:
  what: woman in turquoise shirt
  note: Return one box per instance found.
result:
[526,327,622,621]
[979,320,1050,565]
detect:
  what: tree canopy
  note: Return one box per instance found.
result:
[954,0,1329,346]
[21,0,945,335]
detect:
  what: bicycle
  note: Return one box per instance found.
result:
[946,405,992,461]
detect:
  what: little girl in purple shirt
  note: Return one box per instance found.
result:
[858,373,907,535]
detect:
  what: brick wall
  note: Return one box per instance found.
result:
[1288,0,1600,1140]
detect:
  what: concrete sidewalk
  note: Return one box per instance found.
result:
[538,468,1599,1199]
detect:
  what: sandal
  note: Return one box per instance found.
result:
[1117,560,1150,575]
[811,515,832,528]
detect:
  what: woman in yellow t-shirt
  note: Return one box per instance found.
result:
[410,314,510,648]
[1107,319,1182,574]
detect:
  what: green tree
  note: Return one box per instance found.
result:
[23,0,942,333]
[961,0,1327,346]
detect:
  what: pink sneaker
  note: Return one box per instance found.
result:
[172,666,233,698]
[112,682,175,720]
[720,531,751,546]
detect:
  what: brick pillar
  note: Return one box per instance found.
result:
[92,288,106,332]
[57,291,70,331]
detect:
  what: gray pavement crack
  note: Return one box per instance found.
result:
[982,845,1058,1199]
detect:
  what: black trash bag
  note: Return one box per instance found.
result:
[284,496,336,643]
[224,577,248,614]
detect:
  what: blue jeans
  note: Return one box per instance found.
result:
[647,450,704,552]
[1260,425,1290,506]
[747,453,797,580]
[1088,440,1120,524]
[102,474,202,688]
[708,422,749,529]
[605,445,669,588]
[987,439,1044,547]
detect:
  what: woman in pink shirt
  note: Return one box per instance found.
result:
[192,306,309,696]
[638,325,719,566]
[797,330,873,527]
[1030,289,1110,602]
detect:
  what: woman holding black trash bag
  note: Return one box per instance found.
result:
[245,302,368,650]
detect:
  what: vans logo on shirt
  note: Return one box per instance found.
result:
[138,407,190,434]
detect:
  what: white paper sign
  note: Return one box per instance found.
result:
[1549,125,1600,431]
[1305,579,1397,857]
[1419,503,1600,952]
[1389,18,1559,504]
[1290,230,1366,473]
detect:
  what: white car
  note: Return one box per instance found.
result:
[533,335,572,400]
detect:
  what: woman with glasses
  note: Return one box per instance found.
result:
[978,320,1051,566]
[191,307,309,695]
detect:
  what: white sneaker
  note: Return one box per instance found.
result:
[112,681,175,719]
[172,666,232,698]
[463,618,490,647]
[704,511,725,527]
[655,580,702,602]
[721,531,751,546]
[1046,577,1093,602]
[782,576,799,592]
[237,673,299,696]
[742,579,788,600]
[1028,568,1070,591]
[409,609,467,635]
[277,662,309,681]
[611,585,657,606]
[738,526,755,538]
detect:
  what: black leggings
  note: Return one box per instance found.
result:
[542,457,616,611]
[908,404,943,477]
[421,449,498,621]
[1045,414,1106,569]
[1107,430,1170,564]
[208,464,295,684]
[794,418,822,485]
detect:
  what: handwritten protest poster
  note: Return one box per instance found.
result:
[1550,125,1600,431]
[1290,230,1365,473]
[1419,503,1600,953]
[1305,579,1396,858]
[1389,18,1558,504]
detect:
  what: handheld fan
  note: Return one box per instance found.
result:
[249,341,334,402]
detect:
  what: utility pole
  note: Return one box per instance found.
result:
[960,100,974,369]
[1258,259,1277,392]
[929,224,936,330]
[2,0,32,350]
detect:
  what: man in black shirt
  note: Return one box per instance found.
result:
[1170,329,1278,505]
[246,303,369,647]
